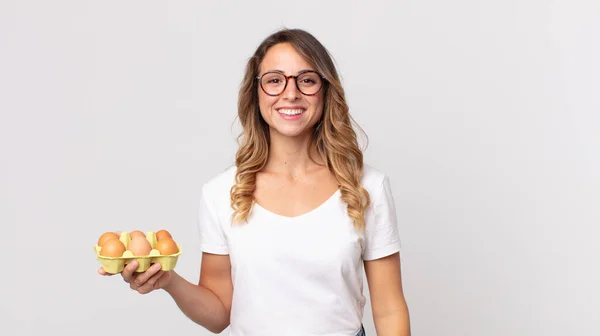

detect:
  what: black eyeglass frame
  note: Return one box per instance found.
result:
[256,70,326,96]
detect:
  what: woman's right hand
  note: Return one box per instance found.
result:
[98,260,174,294]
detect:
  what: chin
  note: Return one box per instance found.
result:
[271,124,313,138]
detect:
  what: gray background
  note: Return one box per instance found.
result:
[1,0,598,335]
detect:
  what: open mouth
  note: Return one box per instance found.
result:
[277,108,305,116]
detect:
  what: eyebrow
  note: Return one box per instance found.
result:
[260,69,315,75]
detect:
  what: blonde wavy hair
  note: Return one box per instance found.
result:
[230,28,370,230]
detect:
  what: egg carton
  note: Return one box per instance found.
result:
[94,231,182,274]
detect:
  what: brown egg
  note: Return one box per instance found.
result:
[130,230,146,239]
[155,229,172,241]
[128,236,152,256]
[155,238,179,255]
[97,232,119,247]
[99,238,126,257]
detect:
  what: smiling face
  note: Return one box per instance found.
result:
[257,43,325,139]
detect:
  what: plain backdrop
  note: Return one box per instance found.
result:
[1,0,598,335]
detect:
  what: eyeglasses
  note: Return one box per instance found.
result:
[256,70,324,96]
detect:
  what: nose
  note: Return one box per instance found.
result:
[282,76,301,101]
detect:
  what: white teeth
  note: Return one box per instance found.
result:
[278,109,304,115]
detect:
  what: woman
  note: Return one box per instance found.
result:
[99,28,411,336]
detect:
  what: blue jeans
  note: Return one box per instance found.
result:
[355,325,366,336]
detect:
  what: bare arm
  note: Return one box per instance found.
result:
[365,252,411,336]
[164,253,233,334]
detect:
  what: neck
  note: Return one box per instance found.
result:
[264,129,323,176]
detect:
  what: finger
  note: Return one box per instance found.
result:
[133,263,162,287]
[121,260,139,283]
[98,267,118,276]
[145,270,164,288]
[130,278,140,291]
[137,270,165,294]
